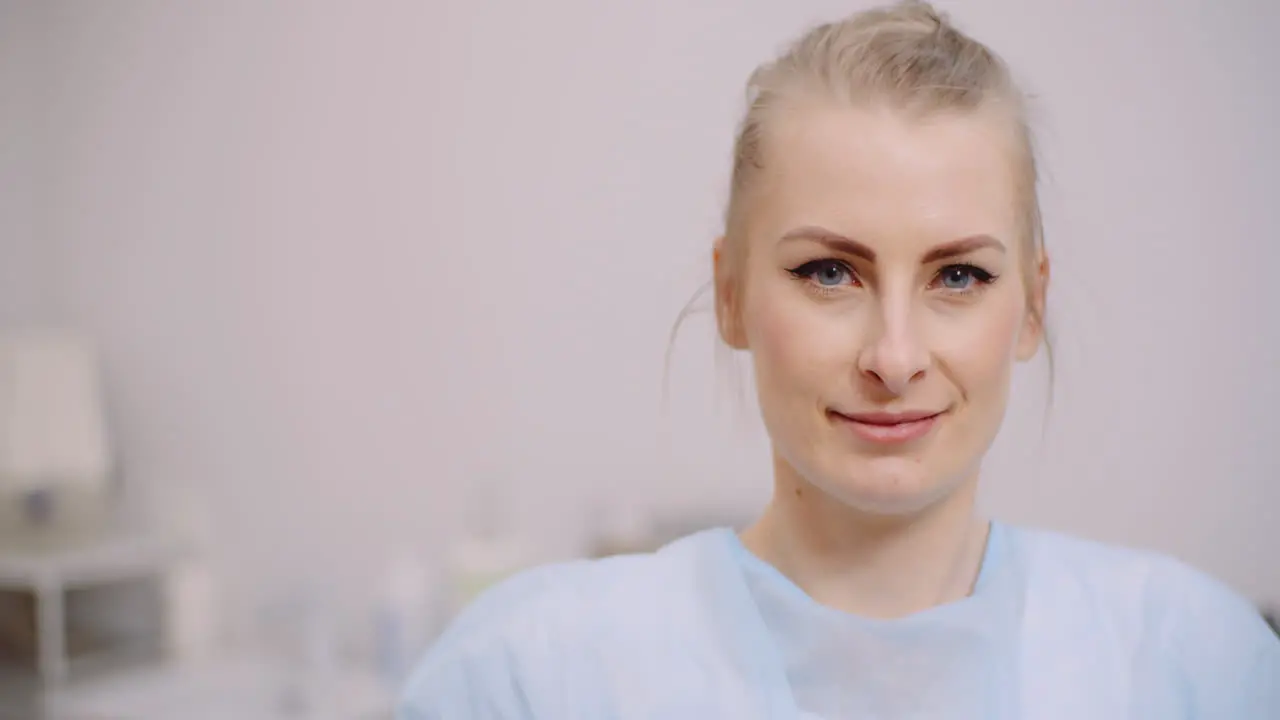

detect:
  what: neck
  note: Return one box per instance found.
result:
[740,456,989,619]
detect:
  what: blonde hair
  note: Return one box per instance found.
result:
[668,1,1051,395]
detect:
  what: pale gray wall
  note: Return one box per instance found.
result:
[9,0,1278,634]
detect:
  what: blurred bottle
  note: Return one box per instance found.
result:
[374,550,433,686]
[164,559,219,663]
[163,493,220,663]
[270,578,339,718]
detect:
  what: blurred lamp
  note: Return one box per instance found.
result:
[0,330,113,544]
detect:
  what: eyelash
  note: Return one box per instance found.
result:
[786,259,1000,298]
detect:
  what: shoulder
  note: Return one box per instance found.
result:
[397,529,732,719]
[1008,525,1280,714]
[1010,524,1267,627]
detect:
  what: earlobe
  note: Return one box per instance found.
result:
[1015,311,1042,361]
[713,238,749,350]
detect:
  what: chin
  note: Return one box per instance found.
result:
[816,455,960,516]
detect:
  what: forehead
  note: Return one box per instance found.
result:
[752,100,1022,251]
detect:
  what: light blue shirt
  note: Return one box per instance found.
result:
[399,523,1280,718]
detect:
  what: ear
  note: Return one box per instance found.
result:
[1016,252,1050,361]
[713,238,749,350]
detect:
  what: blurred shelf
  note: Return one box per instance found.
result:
[43,653,395,720]
[0,530,183,590]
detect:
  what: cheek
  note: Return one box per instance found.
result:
[743,278,851,400]
[746,289,806,388]
[934,292,1025,395]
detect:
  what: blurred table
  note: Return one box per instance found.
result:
[0,530,183,685]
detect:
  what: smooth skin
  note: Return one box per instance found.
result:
[717,99,1049,620]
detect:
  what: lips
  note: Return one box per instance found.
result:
[831,409,944,444]
[841,410,940,425]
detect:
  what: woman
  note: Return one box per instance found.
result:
[400,3,1280,717]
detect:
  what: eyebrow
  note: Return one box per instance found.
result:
[779,225,1005,263]
[780,226,876,261]
[921,235,1006,263]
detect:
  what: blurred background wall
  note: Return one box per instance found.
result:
[2,0,1277,642]
[0,0,48,328]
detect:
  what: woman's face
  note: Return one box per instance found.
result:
[720,101,1044,516]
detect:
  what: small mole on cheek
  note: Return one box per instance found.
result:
[794,487,803,499]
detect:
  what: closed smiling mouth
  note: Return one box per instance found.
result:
[828,408,946,444]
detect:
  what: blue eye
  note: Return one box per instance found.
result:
[789,259,855,287]
[815,261,851,286]
[936,264,995,291]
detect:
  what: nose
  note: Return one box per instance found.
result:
[857,294,929,396]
